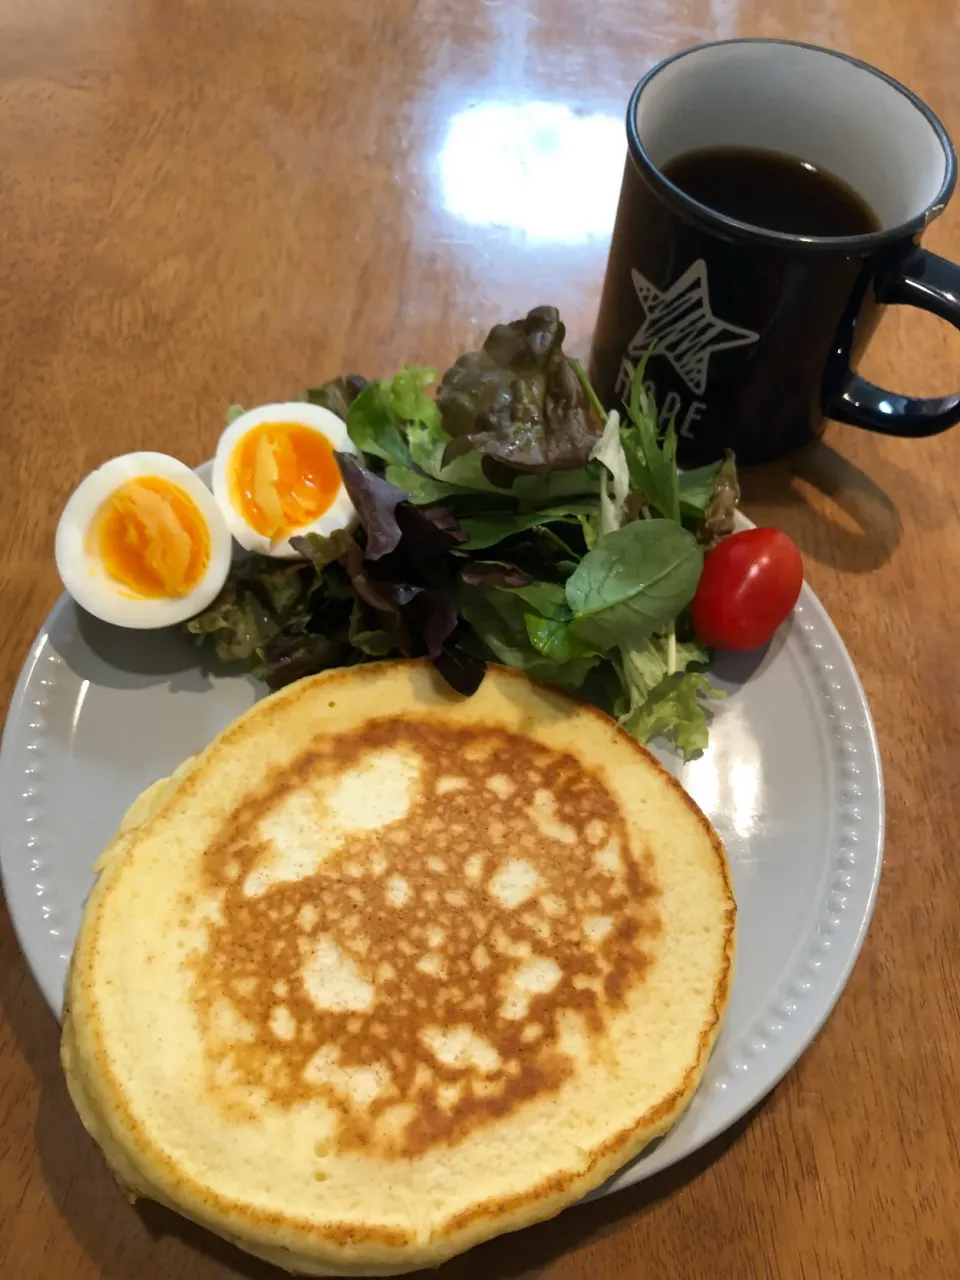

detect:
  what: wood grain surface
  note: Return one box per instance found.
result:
[1,1,959,1277]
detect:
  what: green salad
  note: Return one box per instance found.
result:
[187,306,740,758]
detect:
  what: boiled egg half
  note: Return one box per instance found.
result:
[212,403,357,557]
[55,453,232,629]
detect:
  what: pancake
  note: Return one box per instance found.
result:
[62,660,736,1275]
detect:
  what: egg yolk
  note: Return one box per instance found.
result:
[228,422,341,540]
[89,477,210,598]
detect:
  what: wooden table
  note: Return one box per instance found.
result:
[1,1,959,1276]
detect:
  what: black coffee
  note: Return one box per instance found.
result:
[662,146,881,238]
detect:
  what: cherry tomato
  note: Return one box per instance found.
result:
[691,527,803,650]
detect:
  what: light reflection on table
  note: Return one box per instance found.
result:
[437,100,623,243]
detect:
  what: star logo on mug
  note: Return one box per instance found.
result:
[628,260,760,395]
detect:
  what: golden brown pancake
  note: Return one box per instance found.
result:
[62,661,736,1275]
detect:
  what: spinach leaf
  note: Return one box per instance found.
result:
[507,581,569,618]
[471,579,598,669]
[678,460,724,516]
[458,585,597,689]
[457,501,596,551]
[565,519,702,649]
[406,419,506,494]
[383,464,468,505]
[524,613,598,664]
[510,466,599,505]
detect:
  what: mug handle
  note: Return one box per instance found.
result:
[825,248,960,437]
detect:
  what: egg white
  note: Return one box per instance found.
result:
[211,402,358,558]
[55,452,233,630]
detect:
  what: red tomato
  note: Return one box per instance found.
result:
[692,528,803,650]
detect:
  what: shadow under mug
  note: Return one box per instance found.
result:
[589,39,960,466]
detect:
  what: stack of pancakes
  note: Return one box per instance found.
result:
[62,661,736,1275]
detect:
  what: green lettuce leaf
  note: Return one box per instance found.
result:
[617,634,710,713]
[619,636,671,708]
[185,552,325,670]
[624,670,724,757]
[619,357,680,522]
[348,599,394,656]
[385,364,439,428]
[347,364,503,498]
[253,563,313,618]
[185,585,279,665]
[185,558,352,690]
[346,382,414,468]
[345,365,445,469]
[609,631,721,758]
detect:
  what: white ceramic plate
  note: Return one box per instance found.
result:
[0,485,883,1195]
